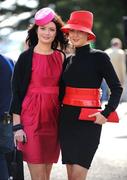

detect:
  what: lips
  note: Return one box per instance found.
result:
[72,39,79,43]
[43,36,51,39]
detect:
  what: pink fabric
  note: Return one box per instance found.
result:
[35,7,55,26]
[19,51,62,163]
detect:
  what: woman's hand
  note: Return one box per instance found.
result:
[14,129,27,144]
[89,112,107,125]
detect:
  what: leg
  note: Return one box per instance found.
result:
[46,163,53,180]
[67,164,88,180]
[28,163,47,180]
[0,154,9,180]
[66,164,73,180]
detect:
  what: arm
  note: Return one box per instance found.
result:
[100,53,123,117]
[89,52,123,125]
[10,54,27,143]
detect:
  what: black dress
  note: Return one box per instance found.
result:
[59,44,122,169]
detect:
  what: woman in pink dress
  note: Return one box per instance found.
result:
[10,7,67,180]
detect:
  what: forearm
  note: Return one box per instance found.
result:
[13,113,21,125]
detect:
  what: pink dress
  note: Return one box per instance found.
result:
[19,50,63,163]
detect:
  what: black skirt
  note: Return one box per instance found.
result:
[59,105,102,169]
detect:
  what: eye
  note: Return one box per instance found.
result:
[69,29,75,32]
[49,28,56,32]
[40,27,45,30]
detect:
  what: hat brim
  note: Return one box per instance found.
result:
[61,24,96,41]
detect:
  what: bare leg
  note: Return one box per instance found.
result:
[66,164,88,180]
[46,163,53,180]
[66,164,73,180]
[28,163,47,180]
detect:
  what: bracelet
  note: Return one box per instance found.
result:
[13,124,23,132]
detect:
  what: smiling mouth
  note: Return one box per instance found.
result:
[73,39,79,42]
[43,38,50,40]
[42,36,51,39]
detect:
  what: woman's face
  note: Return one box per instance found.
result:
[37,21,56,45]
[69,29,88,47]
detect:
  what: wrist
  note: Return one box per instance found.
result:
[13,124,23,132]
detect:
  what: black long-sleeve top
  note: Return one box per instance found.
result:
[61,44,123,117]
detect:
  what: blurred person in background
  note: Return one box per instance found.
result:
[105,38,126,87]
[10,7,67,180]
[0,54,14,180]
[104,38,126,101]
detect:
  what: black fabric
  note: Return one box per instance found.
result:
[59,57,68,102]
[60,44,123,168]
[10,47,34,115]
[0,121,14,153]
[60,105,102,169]
[6,147,24,180]
[0,112,14,153]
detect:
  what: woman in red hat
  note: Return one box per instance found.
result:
[10,7,67,180]
[60,10,122,180]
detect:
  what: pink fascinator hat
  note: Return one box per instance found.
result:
[35,7,55,26]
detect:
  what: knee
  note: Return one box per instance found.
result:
[71,172,82,180]
[70,167,88,180]
[29,168,46,180]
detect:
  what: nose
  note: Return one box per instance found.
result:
[72,30,79,36]
[45,29,50,35]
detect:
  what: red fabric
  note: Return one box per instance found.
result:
[18,51,62,163]
[63,87,101,107]
[62,87,119,123]
[61,11,96,40]
[79,108,119,123]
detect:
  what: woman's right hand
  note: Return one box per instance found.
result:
[14,129,27,144]
[89,112,107,125]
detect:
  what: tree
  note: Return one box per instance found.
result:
[0,0,127,49]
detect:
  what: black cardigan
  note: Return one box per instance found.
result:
[10,47,33,115]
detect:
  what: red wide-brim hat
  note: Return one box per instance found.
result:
[61,10,96,41]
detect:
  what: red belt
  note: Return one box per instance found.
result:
[63,87,101,107]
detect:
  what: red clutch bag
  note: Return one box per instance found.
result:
[79,108,119,123]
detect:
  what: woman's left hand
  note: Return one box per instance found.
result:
[89,112,107,125]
